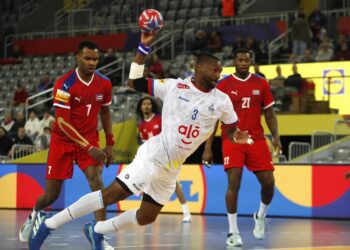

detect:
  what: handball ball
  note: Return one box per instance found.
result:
[138,9,164,34]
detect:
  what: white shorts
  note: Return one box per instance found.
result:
[117,138,179,205]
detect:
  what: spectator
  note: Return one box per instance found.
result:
[12,83,28,107]
[0,126,13,156]
[25,111,41,140]
[333,42,350,61]
[291,11,311,59]
[254,64,265,78]
[207,31,222,53]
[191,29,208,53]
[38,74,54,92]
[270,65,286,111]
[148,54,164,78]
[231,35,246,55]
[35,127,52,151]
[9,127,33,158]
[334,34,349,54]
[183,54,197,78]
[301,50,315,63]
[12,111,26,135]
[39,111,55,133]
[246,36,262,63]
[218,0,239,17]
[287,53,299,63]
[315,42,334,62]
[285,63,303,93]
[308,6,327,46]
[1,112,15,133]
[99,48,119,85]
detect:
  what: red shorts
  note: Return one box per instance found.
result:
[46,141,101,180]
[222,139,274,172]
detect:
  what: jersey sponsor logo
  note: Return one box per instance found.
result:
[158,79,166,84]
[177,83,190,89]
[96,94,103,101]
[178,124,200,144]
[154,125,159,129]
[208,103,215,112]
[179,96,190,102]
[55,89,70,103]
[252,90,260,95]
[231,90,238,96]
[74,97,81,102]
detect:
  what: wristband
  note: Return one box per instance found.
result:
[106,134,115,146]
[138,43,150,56]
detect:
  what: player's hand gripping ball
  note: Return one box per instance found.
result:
[138,9,164,34]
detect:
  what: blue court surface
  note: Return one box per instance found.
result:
[2,210,350,250]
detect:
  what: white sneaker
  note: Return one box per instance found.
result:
[226,233,243,247]
[103,236,114,250]
[253,212,266,239]
[182,213,191,223]
[19,215,35,242]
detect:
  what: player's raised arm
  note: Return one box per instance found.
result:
[127,32,157,93]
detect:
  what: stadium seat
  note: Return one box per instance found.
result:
[168,1,179,11]
[334,147,350,160]
[203,0,214,8]
[175,19,186,29]
[191,0,202,9]
[177,9,188,20]
[165,10,176,21]
[180,0,191,10]
[201,7,214,17]
[188,8,201,19]
[159,1,168,12]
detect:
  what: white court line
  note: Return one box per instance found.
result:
[267,246,350,250]
[114,244,183,249]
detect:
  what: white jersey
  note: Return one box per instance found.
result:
[143,77,238,170]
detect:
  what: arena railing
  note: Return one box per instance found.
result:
[268,28,291,64]
[10,144,37,160]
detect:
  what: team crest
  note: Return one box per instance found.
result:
[252,90,260,95]
[96,94,103,101]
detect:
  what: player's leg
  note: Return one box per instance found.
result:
[175,181,191,222]
[222,140,246,247]
[247,140,275,239]
[28,179,132,250]
[20,142,73,242]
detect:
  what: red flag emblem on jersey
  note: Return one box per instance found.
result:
[96,94,103,101]
[177,83,189,89]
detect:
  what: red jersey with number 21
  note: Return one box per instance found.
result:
[217,73,274,141]
[52,69,112,145]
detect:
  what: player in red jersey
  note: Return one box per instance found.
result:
[203,48,281,247]
[136,96,192,222]
[19,40,115,249]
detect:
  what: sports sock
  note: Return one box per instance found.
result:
[257,201,270,218]
[227,213,239,234]
[181,204,190,215]
[94,209,139,234]
[45,191,104,229]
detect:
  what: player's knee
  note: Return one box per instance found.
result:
[261,177,275,189]
[137,212,157,226]
[44,192,59,204]
[87,176,103,190]
[228,180,241,191]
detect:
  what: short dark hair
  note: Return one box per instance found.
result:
[196,53,220,65]
[233,48,251,58]
[77,40,99,53]
[136,97,161,119]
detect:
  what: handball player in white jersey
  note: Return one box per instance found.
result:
[28,32,252,250]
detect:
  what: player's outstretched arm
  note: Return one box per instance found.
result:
[264,107,282,155]
[128,32,157,93]
[100,106,115,167]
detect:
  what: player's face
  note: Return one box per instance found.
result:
[234,53,251,74]
[77,47,99,76]
[201,60,223,89]
[141,99,152,115]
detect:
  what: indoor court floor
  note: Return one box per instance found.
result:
[1,210,350,250]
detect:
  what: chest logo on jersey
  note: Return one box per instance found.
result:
[231,90,238,96]
[154,125,159,129]
[96,94,103,101]
[208,103,215,112]
[179,96,190,102]
[178,124,200,145]
[252,90,260,95]
[177,83,189,89]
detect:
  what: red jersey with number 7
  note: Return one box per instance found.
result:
[52,69,112,145]
[217,73,274,141]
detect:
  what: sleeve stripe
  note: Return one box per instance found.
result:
[102,101,112,106]
[263,101,275,109]
[147,78,154,96]
[54,103,71,109]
